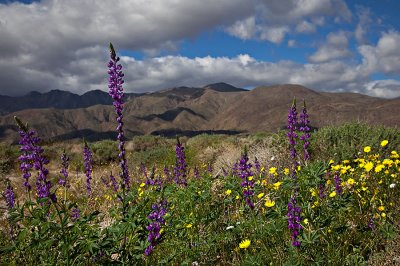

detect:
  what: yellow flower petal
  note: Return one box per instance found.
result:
[264,199,275,207]
[239,239,251,249]
[381,140,389,147]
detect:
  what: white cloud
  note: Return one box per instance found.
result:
[288,40,296,47]
[355,7,372,44]
[226,16,257,40]
[364,80,400,98]
[259,26,289,44]
[296,20,316,33]
[359,31,400,74]
[309,31,352,63]
[115,54,371,97]
[0,0,398,100]
[0,0,252,95]
[226,0,351,43]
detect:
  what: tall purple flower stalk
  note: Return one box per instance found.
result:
[83,142,93,196]
[4,182,15,240]
[15,117,55,202]
[144,200,168,256]
[333,171,342,195]
[287,99,298,177]
[59,151,70,187]
[193,166,199,179]
[71,207,80,222]
[173,138,187,187]
[4,183,15,209]
[287,196,302,247]
[286,100,302,247]
[207,163,213,174]
[299,100,311,161]
[108,43,130,190]
[238,151,254,209]
[164,165,171,183]
[102,173,119,192]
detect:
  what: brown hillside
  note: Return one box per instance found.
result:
[1,84,399,142]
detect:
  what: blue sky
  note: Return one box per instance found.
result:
[0,0,399,98]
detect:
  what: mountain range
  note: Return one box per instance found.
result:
[0,82,399,143]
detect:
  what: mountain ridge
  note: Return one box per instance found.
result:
[0,83,399,143]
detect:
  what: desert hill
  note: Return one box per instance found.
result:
[0,83,399,143]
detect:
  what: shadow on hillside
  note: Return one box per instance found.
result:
[50,129,142,142]
[140,107,206,122]
[150,129,243,137]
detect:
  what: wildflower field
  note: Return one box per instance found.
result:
[0,45,399,265]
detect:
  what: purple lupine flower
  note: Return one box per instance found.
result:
[4,183,15,209]
[333,171,342,195]
[83,142,93,196]
[207,163,213,174]
[173,138,187,187]
[59,151,70,187]
[368,218,375,229]
[153,175,163,191]
[286,101,302,247]
[318,184,326,199]
[164,165,172,183]
[108,43,130,190]
[109,174,118,192]
[15,117,55,202]
[299,100,311,161]
[145,200,168,256]
[232,162,239,177]
[71,207,80,222]
[4,182,15,240]
[141,163,148,179]
[237,151,254,209]
[193,166,199,179]
[287,196,302,247]
[222,167,228,177]
[102,174,119,192]
[287,99,298,178]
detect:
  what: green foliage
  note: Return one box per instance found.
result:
[91,140,119,165]
[1,122,399,264]
[311,122,400,161]
[0,144,18,175]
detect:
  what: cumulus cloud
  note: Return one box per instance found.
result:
[0,0,252,95]
[226,0,351,43]
[114,54,371,97]
[309,31,352,63]
[0,0,398,99]
[359,31,400,75]
[355,7,372,44]
[296,20,316,33]
[363,80,400,98]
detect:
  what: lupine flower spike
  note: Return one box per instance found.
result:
[238,148,255,209]
[108,43,130,190]
[286,101,302,247]
[299,100,311,161]
[145,200,168,255]
[83,141,93,196]
[59,150,70,187]
[287,98,298,178]
[15,116,56,202]
[174,138,188,187]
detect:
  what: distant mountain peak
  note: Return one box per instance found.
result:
[203,82,246,92]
